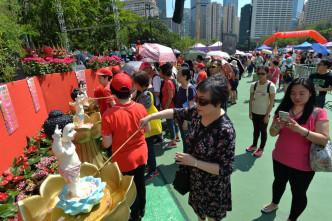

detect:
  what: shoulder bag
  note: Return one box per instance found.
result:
[144,91,162,138]
[173,115,228,195]
[309,108,332,172]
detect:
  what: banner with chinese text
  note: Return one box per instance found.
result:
[0,85,19,134]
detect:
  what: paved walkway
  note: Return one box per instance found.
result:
[143,75,332,221]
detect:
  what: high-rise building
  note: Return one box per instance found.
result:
[123,0,159,18]
[206,2,222,43]
[223,3,239,41]
[190,0,211,41]
[298,2,307,26]
[223,0,238,15]
[250,0,304,39]
[303,0,332,25]
[182,8,191,37]
[292,0,305,28]
[157,0,167,19]
[239,4,251,43]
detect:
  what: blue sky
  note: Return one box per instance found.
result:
[166,0,252,18]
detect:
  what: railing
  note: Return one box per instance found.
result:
[295,64,317,78]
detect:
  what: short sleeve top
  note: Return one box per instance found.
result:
[101,101,148,172]
[250,81,276,115]
[161,79,176,109]
[272,108,329,171]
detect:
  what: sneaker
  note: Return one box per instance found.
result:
[145,170,159,181]
[175,136,181,142]
[253,148,264,157]
[246,146,257,152]
[165,142,177,149]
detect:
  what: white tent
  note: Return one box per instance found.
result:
[209,41,222,47]
[190,43,206,49]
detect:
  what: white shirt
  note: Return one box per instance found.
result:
[150,71,161,106]
[250,81,276,115]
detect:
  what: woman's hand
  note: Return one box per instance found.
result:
[285,118,302,133]
[274,118,284,130]
[182,120,188,130]
[264,115,270,124]
[139,115,151,129]
[175,152,196,166]
[249,112,253,120]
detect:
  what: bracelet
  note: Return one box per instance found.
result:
[303,129,310,137]
[194,159,198,167]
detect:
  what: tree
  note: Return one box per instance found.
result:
[0,0,36,83]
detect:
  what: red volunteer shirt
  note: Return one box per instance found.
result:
[101,101,148,172]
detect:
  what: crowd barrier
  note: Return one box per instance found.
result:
[0,68,104,173]
[295,64,317,78]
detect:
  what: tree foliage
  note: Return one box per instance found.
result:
[0,0,36,83]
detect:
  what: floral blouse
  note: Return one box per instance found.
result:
[174,106,236,221]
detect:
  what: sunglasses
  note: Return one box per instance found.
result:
[257,72,266,76]
[209,65,219,68]
[194,95,211,106]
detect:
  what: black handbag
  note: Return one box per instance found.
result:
[172,115,228,195]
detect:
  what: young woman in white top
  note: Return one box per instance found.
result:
[247,65,276,157]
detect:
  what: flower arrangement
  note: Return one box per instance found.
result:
[0,130,58,220]
[22,55,51,77]
[85,56,122,70]
[22,56,75,77]
[48,57,75,73]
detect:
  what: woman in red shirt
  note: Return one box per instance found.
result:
[160,63,180,149]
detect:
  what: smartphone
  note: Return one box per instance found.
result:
[279,111,290,123]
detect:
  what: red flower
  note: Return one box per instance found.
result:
[4,175,15,182]
[19,164,30,174]
[0,180,8,186]
[3,169,12,176]
[37,134,47,139]
[13,176,24,183]
[27,146,38,154]
[16,155,27,166]
[50,169,55,173]
[0,192,9,203]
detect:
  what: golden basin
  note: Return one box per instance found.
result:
[18,162,136,221]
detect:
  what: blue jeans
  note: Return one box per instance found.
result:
[166,119,179,140]
[145,136,157,173]
[177,119,191,153]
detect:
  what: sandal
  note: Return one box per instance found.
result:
[261,205,278,214]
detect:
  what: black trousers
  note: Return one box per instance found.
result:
[272,160,315,221]
[122,164,146,219]
[251,113,268,149]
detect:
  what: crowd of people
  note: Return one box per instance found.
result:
[71,46,332,221]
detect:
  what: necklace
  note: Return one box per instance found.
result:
[291,109,303,118]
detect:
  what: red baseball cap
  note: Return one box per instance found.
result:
[195,63,205,69]
[96,68,113,76]
[112,65,121,73]
[285,54,291,58]
[139,62,152,71]
[111,72,132,92]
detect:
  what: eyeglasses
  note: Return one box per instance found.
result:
[209,65,219,68]
[257,72,266,76]
[194,95,211,106]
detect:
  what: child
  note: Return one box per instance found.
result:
[101,73,150,220]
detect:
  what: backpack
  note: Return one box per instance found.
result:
[283,65,294,83]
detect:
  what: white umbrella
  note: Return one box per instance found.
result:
[207,51,230,59]
[121,61,143,75]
